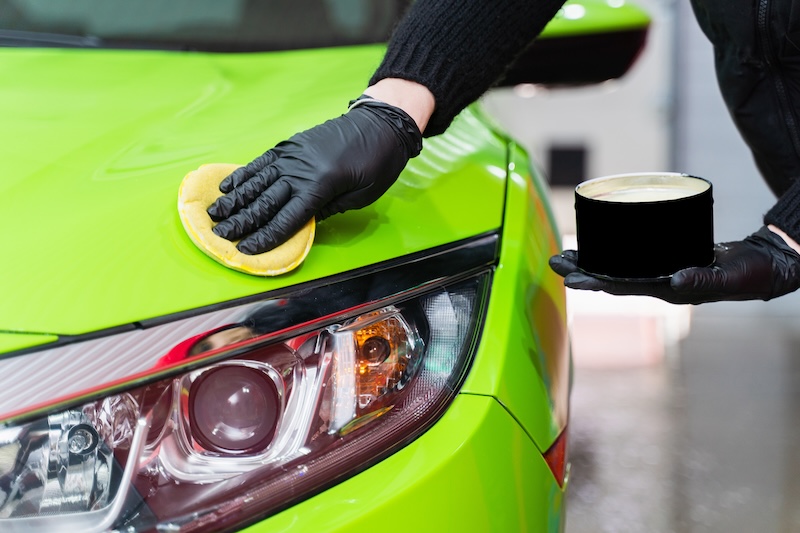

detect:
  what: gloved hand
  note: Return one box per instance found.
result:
[548,226,800,304]
[208,96,422,255]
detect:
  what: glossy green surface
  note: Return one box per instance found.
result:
[540,0,650,38]
[0,333,58,353]
[0,47,505,336]
[462,141,569,451]
[245,394,565,532]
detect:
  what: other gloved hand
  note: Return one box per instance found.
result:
[207,96,422,255]
[548,226,800,304]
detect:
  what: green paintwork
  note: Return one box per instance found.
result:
[0,0,646,340]
[0,333,59,353]
[461,141,570,452]
[244,394,566,532]
[540,0,650,38]
[0,46,505,337]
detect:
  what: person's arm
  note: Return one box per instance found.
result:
[207,0,567,255]
[363,78,435,133]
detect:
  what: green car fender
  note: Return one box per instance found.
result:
[462,141,570,452]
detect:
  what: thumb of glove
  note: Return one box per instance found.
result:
[670,267,726,293]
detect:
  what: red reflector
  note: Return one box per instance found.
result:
[543,427,568,487]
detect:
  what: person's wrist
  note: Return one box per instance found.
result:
[767,224,800,255]
[363,78,435,134]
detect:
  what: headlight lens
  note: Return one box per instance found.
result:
[188,364,282,453]
[0,274,488,532]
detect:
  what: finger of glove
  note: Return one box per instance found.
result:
[563,272,610,292]
[237,196,313,255]
[219,151,278,193]
[212,179,292,242]
[670,267,722,293]
[207,166,280,221]
[564,272,683,302]
[549,250,580,278]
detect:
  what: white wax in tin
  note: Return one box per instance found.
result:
[591,187,700,203]
[577,174,710,204]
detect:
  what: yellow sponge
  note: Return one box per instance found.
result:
[178,163,314,276]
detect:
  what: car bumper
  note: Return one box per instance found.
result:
[244,393,567,532]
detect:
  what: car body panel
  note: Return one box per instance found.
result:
[461,141,569,451]
[542,0,650,38]
[0,333,58,353]
[0,46,506,337]
[243,394,566,533]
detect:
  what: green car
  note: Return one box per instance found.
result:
[0,1,648,531]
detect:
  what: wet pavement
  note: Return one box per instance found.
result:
[566,309,800,533]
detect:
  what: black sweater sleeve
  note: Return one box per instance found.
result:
[765,180,800,242]
[369,0,567,137]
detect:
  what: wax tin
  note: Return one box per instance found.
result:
[574,172,714,280]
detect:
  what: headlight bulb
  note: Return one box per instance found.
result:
[67,424,99,455]
[188,364,283,455]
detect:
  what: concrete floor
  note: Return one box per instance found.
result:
[565,307,800,533]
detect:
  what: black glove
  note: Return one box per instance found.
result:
[548,226,800,304]
[208,96,422,254]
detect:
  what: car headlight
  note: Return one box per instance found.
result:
[0,238,494,533]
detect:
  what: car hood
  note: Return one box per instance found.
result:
[0,47,507,343]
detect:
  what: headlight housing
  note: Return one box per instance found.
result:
[0,237,495,532]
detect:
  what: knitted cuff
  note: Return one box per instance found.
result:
[764,178,800,243]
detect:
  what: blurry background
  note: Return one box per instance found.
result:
[483,0,800,531]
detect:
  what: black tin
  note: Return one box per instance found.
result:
[575,172,714,280]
